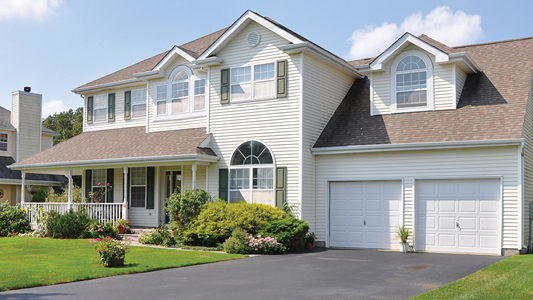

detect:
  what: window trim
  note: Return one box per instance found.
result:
[230,61,277,103]
[0,133,8,152]
[130,88,147,119]
[390,50,434,114]
[129,167,147,209]
[92,94,108,123]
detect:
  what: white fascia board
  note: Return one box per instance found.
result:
[311,138,524,155]
[72,78,142,94]
[447,52,480,73]
[152,46,196,71]
[0,127,15,132]
[280,43,363,78]
[370,33,449,71]
[133,70,165,80]
[9,154,220,172]
[0,179,64,186]
[198,10,303,60]
[192,57,223,67]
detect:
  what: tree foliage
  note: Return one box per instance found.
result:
[42,107,83,145]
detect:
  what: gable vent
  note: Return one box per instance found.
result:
[247,31,261,47]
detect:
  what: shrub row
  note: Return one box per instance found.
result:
[0,202,31,236]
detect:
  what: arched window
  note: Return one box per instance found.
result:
[395,55,427,108]
[229,141,274,205]
[155,66,206,117]
[171,70,190,113]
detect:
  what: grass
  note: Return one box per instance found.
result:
[411,255,533,299]
[0,237,244,291]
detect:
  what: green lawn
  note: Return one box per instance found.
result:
[0,238,244,291]
[411,255,533,299]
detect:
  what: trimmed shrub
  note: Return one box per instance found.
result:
[165,189,211,230]
[86,220,118,239]
[46,208,91,239]
[0,202,31,237]
[138,225,176,247]
[31,188,48,203]
[179,201,286,247]
[257,214,309,251]
[222,228,249,254]
[223,228,286,254]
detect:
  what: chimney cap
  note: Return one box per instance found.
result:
[23,87,31,93]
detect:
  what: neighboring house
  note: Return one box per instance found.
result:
[0,89,64,205]
[9,10,533,255]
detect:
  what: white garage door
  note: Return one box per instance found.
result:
[329,181,402,249]
[416,179,501,254]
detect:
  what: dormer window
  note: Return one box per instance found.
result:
[391,50,434,113]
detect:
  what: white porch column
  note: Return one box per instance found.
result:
[20,171,26,206]
[155,166,160,226]
[192,164,197,190]
[206,166,209,192]
[123,168,128,220]
[67,170,73,210]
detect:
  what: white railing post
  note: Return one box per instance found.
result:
[20,171,26,206]
[67,170,73,210]
[123,167,128,220]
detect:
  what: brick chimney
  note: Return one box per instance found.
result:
[11,88,42,162]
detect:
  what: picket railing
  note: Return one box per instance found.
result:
[23,202,124,225]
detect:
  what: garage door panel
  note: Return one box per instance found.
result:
[438,182,457,195]
[438,200,456,212]
[458,234,477,247]
[459,217,477,230]
[439,234,456,247]
[459,200,477,213]
[479,217,498,231]
[480,200,497,213]
[479,235,498,248]
[439,217,456,230]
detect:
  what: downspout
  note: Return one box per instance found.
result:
[520,141,525,252]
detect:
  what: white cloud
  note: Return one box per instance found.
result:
[0,0,61,21]
[42,100,69,118]
[347,6,483,60]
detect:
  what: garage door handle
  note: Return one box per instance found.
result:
[456,219,460,229]
[364,219,366,226]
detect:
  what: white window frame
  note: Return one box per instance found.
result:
[91,169,108,203]
[156,85,168,116]
[129,167,147,209]
[228,140,276,205]
[0,133,8,152]
[131,88,147,119]
[193,78,206,112]
[230,61,276,103]
[93,94,108,123]
[390,50,434,114]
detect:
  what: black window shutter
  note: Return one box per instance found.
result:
[106,169,114,203]
[127,168,130,207]
[87,96,93,124]
[85,169,92,203]
[124,91,131,120]
[220,69,230,104]
[275,167,287,208]
[277,60,287,98]
[219,168,229,201]
[146,167,155,209]
[108,93,115,122]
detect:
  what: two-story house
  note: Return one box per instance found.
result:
[11,10,533,255]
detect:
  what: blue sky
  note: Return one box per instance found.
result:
[0,0,531,117]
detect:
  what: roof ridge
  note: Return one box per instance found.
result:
[178,27,230,49]
[454,36,533,49]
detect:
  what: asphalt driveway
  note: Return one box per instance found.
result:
[0,248,503,300]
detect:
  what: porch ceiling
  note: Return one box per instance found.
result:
[9,127,218,172]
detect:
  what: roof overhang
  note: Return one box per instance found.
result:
[150,46,197,73]
[0,179,64,186]
[312,138,524,155]
[9,154,220,172]
[280,42,363,78]
[198,10,304,60]
[72,78,145,94]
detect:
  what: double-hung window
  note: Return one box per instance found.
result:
[0,133,8,151]
[171,71,189,114]
[230,62,275,101]
[130,167,146,208]
[194,79,206,111]
[131,89,146,118]
[92,169,107,203]
[93,94,108,123]
[156,85,167,115]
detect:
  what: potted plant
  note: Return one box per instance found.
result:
[90,236,132,267]
[395,225,411,253]
[116,218,129,234]
[305,232,316,249]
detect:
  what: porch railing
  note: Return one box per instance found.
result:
[23,202,124,226]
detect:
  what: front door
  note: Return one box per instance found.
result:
[164,171,182,224]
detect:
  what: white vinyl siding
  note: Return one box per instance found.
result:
[13,92,41,161]
[456,66,468,105]
[521,79,533,249]
[433,63,455,110]
[315,146,521,251]
[302,54,355,230]
[41,134,53,151]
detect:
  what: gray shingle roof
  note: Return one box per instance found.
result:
[0,156,65,182]
[315,37,533,148]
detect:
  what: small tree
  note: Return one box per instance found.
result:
[165,189,212,229]
[31,188,48,203]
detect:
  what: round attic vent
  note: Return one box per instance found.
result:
[247,31,261,47]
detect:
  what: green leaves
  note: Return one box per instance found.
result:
[42,107,83,145]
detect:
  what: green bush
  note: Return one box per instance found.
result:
[223,227,286,254]
[46,208,91,239]
[179,201,286,247]
[165,189,211,229]
[138,225,176,247]
[257,214,309,251]
[31,188,48,203]
[0,202,31,237]
[46,186,83,203]
[222,228,249,254]
[86,220,118,239]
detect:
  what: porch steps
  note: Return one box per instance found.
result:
[118,228,153,242]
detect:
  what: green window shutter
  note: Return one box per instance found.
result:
[277,60,287,98]
[85,169,92,203]
[220,69,230,104]
[108,93,115,122]
[106,169,114,203]
[275,167,287,208]
[219,168,229,201]
[124,91,131,120]
[87,96,93,124]
[146,167,155,209]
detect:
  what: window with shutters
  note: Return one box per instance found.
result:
[93,94,108,123]
[229,141,275,205]
[130,167,146,208]
[91,169,107,203]
[131,88,147,118]
[230,62,276,102]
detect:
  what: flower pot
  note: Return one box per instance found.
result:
[117,225,125,234]
[108,257,124,267]
[306,242,314,249]
[400,243,409,253]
